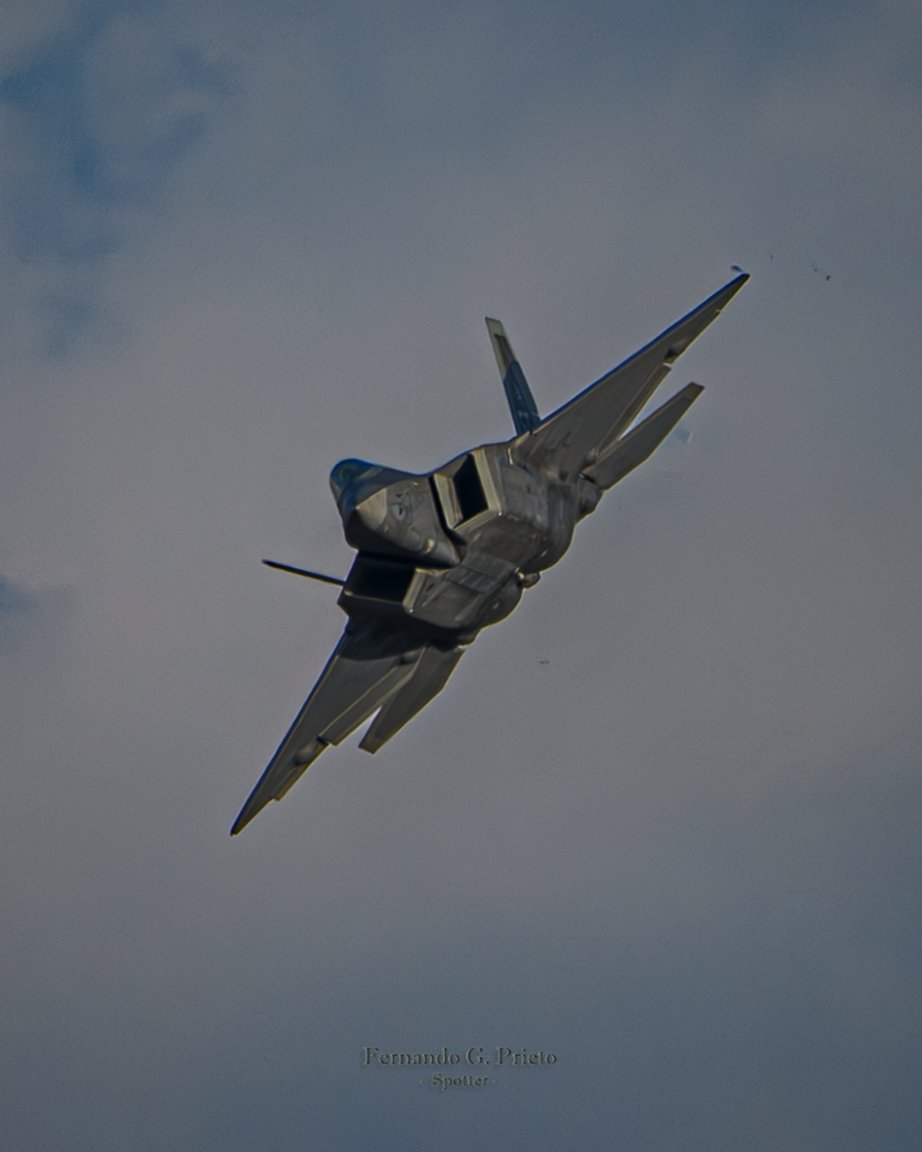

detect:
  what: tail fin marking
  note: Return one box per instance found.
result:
[486,317,540,434]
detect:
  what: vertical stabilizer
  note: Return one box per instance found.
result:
[486,317,540,434]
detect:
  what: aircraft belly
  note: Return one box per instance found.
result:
[407,550,522,632]
[409,572,483,630]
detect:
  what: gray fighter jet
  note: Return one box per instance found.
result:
[231,273,748,834]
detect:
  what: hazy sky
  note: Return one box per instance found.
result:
[2,1,921,1148]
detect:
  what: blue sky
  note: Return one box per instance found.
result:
[2,1,921,1149]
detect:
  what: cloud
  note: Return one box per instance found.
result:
[0,0,70,72]
[0,0,239,354]
[0,571,75,654]
[0,573,37,652]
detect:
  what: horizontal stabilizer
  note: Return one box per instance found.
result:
[486,317,540,434]
[584,382,704,491]
[360,645,464,753]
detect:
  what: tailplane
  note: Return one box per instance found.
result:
[584,382,704,491]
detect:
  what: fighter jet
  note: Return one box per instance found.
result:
[231,272,748,834]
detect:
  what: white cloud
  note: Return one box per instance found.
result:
[0,1,240,355]
[0,0,71,70]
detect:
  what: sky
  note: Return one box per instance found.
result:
[2,0,921,1147]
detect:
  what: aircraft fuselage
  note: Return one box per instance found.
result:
[231,274,749,834]
[335,443,601,643]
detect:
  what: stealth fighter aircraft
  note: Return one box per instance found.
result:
[231,273,748,834]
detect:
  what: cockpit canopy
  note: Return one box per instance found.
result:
[330,456,460,568]
[329,458,379,500]
[329,458,421,519]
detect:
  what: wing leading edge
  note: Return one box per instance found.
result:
[515,272,748,479]
[231,629,464,835]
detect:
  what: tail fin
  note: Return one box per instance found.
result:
[486,318,540,434]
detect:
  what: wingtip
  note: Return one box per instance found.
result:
[711,270,749,308]
[229,812,248,837]
[229,793,270,837]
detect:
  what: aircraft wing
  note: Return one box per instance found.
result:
[514,272,748,480]
[231,626,463,834]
